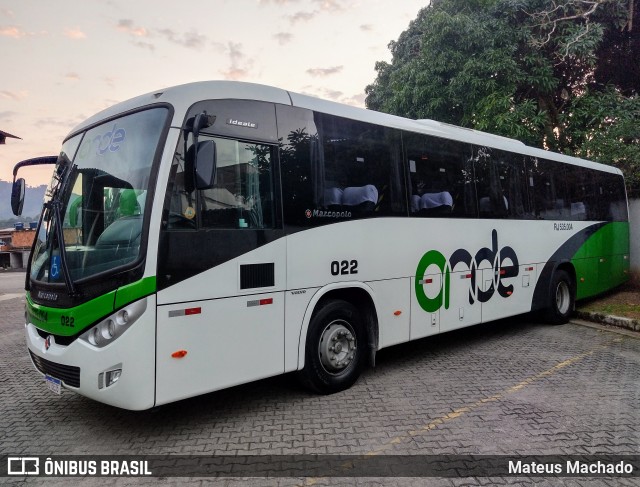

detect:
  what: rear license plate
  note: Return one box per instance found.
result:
[45,375,62,395]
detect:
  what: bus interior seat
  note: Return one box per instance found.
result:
[96,215,143,247]
[342,185,378,213]
[412,191,453,215]
[324,187,343,209]
[571,202,586,219]
[479,195,509,217]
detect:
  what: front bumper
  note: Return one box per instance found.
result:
[25,295,156,411]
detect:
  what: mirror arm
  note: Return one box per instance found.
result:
[12,156,58,183]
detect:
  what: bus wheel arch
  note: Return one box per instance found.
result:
[545,263,576,325]
[297,286,379,393]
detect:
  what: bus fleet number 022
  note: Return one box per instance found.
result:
[330,260,358,276]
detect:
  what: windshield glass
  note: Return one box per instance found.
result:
[30,107,168,284]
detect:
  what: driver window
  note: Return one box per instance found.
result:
[166,137,275,230]
[200,137,274,229]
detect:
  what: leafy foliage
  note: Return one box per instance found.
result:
[365,0,640,194]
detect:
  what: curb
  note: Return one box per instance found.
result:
[575,310,640,333]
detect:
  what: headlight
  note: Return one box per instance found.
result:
[79,297,147,348]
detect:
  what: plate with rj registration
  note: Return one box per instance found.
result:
[45,375,62,395]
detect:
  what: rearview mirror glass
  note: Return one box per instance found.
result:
[11,178,25,216]
[194,140,217,190]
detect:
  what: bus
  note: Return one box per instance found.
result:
[11,81,629,410]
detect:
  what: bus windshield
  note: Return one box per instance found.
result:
[30,107,168,285]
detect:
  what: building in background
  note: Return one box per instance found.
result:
[0,223,36,269]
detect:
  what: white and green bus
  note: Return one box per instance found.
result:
[12,81,629,410]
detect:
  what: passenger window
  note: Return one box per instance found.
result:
[564,164,594,220]
[527,157,570,219]
[404,133,476,218]
[278,105,406,227]
[474,147,529,219]
[597,172,628,222]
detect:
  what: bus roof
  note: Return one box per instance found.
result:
[70,80,622,176]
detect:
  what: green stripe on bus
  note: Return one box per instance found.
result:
[26,291,116,337]
[114,276,156,309]
[571,222,630,300]
[27,276,157,337]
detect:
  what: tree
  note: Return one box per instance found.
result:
[365,0,640,194]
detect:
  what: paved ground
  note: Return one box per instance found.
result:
[1,272,639,486]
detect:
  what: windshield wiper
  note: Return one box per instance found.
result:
[43,160,78,296]
[45,198,77,295]
[13,153,78,295]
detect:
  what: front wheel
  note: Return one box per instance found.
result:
[545,269,575,325]
[299,300,366,394]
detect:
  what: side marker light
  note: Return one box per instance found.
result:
[172,350,188,359]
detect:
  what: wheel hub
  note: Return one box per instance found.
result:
[319,320,357,373]
[556,281,570,314]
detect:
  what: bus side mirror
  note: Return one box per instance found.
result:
[11,178,25,216]
[194,140,217,190]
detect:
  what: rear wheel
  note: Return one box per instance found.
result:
[545,269,575,325]
[299,300,366,394]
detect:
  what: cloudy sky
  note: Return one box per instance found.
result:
[1,0,427,186]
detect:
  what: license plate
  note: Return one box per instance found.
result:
[45,375,62,395]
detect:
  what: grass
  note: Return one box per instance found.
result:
[577,279,640,321]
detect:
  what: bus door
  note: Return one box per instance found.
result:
[155,101,286,405]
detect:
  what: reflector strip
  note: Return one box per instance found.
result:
[247,298,274,307]
[168,307,201,318]
[171,350,188,358]
[420,278,433,284]
[526,267,534,271]
[461,274,472,279]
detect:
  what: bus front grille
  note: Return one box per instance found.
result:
[29,350,81,388]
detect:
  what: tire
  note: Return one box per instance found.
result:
[299,300,366,394]
[545,269,575,325]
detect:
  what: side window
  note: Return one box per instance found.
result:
[527,157,570,219]
[564,164,595,220]
[316,113,405,218]
[277,105,406,227]
[165,136,275,229]
[597,172,628,222]
[404,133,476,218]
[200,137,274,229]
[474,147,529,219]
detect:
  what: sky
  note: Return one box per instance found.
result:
[0,0,427,187]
